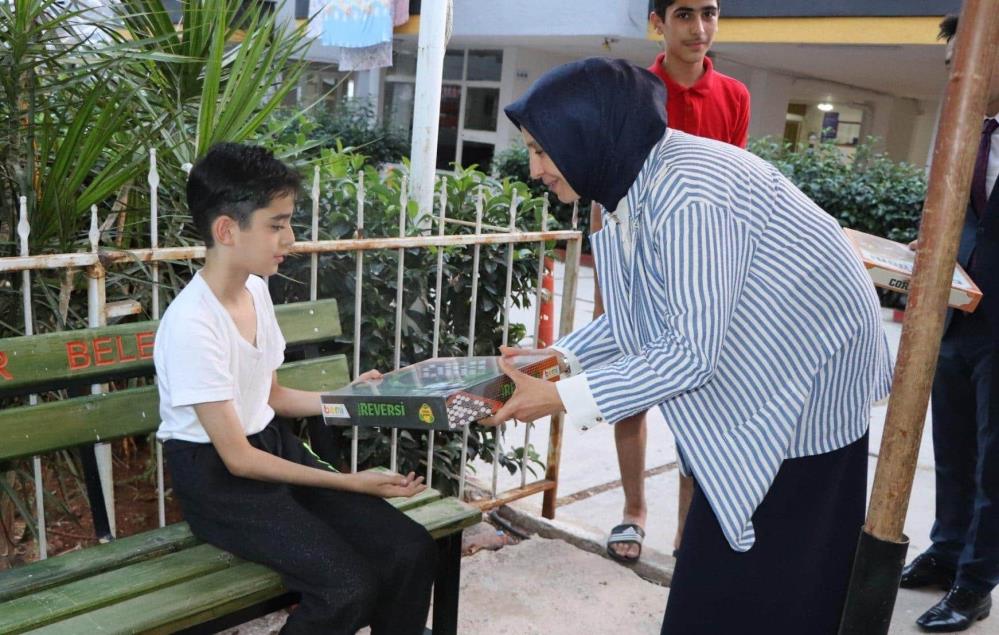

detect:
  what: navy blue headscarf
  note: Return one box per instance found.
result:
[504,57,667,212]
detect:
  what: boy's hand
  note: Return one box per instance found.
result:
[353,369,383,384]
[349,470,427,498]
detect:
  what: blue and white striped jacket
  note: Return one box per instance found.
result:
[556,130,893,552]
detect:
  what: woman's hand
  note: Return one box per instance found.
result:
[348,470,426,498]
[482,357,565,426]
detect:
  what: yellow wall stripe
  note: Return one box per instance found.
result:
[394,15,420,35]
[647,17,946,46]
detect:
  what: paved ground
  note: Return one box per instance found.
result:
[231,262,998,634]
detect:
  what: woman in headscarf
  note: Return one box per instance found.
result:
[488,58,893,634]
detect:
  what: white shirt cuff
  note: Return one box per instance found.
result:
[555,372,606,432]
[550,344,583,376]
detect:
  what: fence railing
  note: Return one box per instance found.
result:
[1,151,584,560]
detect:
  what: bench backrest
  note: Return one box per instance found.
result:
[0,299,343,398]
[0,299,350,462]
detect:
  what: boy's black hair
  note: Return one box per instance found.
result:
[938,14,958,42]
[187,142,301,248]
[653,0,719,19]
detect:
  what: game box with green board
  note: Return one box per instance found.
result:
[320,354,561,431]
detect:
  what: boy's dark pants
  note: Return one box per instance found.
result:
[165,420,437,635]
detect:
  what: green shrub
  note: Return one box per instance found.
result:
[272,100,410,166]
[749,136,927,243]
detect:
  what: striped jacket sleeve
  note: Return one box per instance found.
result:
[552,313,622,371]
[585,201,747,424]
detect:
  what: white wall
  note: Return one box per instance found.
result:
[885,99,935,166]
[494,46,581,154]
[902,99,939,168]
[452,0,648,39]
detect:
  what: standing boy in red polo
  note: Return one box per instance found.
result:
[604,0,750,564]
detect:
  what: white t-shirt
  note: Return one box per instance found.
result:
[155,272,286,443]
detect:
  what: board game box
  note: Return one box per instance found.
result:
[320,354,562,431]
[844,228,982,313]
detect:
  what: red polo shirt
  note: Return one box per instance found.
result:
[647,53,751,148]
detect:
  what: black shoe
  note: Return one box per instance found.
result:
[916,586,992,632]
[901,554,957,590]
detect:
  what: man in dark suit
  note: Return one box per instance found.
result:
[900,14,999,633]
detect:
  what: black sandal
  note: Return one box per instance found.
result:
[606,523,645,564]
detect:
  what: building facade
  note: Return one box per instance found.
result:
[284,0,962,170]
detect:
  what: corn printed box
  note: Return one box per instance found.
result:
[844,228,982,313]
[321,354,561,431]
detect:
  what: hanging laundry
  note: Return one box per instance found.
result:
[393,0,410,27]
[337,43,393,71]
[314,0,394,49]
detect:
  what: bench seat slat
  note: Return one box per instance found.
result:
[0,299,342,396]
[0,355,350,461]
[0,523,196,603]
[0,484,442,603]
[16,499,478,634]
[406,496,482,539]
[23,562,283,635]
[0,544,235,633]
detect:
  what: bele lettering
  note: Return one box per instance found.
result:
[66,332,155,371]
[0,351,11,380]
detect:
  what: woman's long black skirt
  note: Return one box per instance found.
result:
[661,431,869,635]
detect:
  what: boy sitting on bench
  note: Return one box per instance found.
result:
[154,142,436,635]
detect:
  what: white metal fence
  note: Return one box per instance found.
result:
[1,150,584,559]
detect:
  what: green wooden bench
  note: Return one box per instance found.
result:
[0,298,480,634]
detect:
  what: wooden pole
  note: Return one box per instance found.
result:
[867,0,999,543]
[840,3,999,632]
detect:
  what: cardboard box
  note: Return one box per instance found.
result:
[321,354,561,431]
[844,228,982,313]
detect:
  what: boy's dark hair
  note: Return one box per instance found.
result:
[653,0,719,19]
[938,14,958,42]
[187,142,301,248]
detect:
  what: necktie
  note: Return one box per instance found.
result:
[971,117,999,216]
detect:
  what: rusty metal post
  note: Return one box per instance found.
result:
[839,4,999,633]
[149,149,167,530]
[351,172,365,473]
[19,196,47,559]
[589,202,604,319]
[86,206,116,539]
[542,227,582,519]
[457,186,485,501]
[428,177,448,488]
[390,176,409,473]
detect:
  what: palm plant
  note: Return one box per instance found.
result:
[0,0,320,565]
[112,0,315,176]
[1,0,318,329]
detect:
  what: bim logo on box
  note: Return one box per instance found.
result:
[322,403,350,419]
